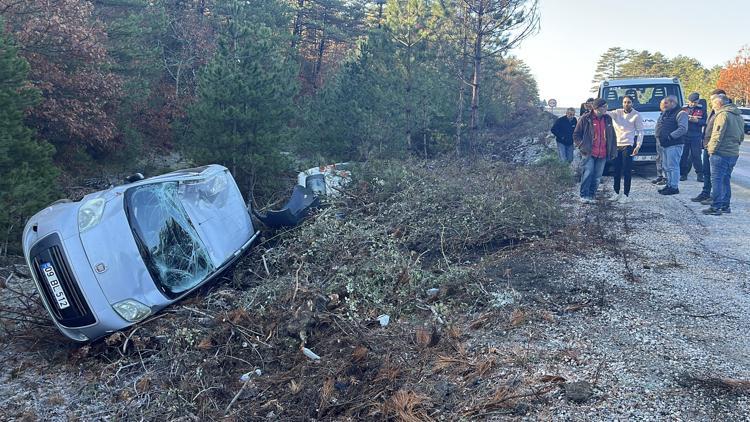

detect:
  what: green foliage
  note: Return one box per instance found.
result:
[181,0,298,198]
[256,158,567,318]
[591,47,632,92]
[0,21,58,252]
[593,47,724,102]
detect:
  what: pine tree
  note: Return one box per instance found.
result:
[0,19,58,253]
[181,1,298,198]
[591,47,631,92]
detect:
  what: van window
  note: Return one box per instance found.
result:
[601,84,682,112]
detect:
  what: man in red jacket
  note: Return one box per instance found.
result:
[573,98,618,204]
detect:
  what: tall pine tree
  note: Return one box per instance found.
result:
[0,19,58,253]
[181,1,298,198]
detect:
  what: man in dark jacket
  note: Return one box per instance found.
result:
[654,95,688,195]
[551,107,577,163]
[692,89,729,203]
[679,92,707,181]
[573,98,618,203]
[579,98,594,117]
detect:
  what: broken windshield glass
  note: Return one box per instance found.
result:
[125,182,214,297]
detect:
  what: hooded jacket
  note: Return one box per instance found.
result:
[572,111,618,160]
[707,103,745,157]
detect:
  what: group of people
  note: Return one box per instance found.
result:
[550,89,745,215]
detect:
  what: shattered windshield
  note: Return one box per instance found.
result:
[125,182,214,297]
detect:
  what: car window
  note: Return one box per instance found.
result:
[741,109,750,116]
[601,84,681,112]
[125,182,214,297]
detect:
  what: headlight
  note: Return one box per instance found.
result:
[112,299,151,322]
[78,198,106,233]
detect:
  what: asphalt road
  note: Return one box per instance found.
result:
[731,134,750,190]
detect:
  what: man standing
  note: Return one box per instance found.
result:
[607,95,644,203]
[579,98,594,117]
[655,95,688,195]
[692,89,729,204]
[573,98,618,203]
[679,92,707,181]
[651,99,669,186]
[551,107,577,163]
[703,94,745,215]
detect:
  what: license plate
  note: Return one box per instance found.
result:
[633,155,655,162]
[40,262,70,310]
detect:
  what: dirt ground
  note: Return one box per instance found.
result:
[2,160,750,421]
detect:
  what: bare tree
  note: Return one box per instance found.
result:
[462,0,539,152]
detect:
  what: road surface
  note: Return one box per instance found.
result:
[730,134,750,190]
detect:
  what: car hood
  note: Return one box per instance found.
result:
[639,111,660,135]
[78,194,167,307]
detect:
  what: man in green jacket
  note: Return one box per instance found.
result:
[703,94,745,215]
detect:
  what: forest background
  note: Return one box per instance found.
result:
[1,0,749,252]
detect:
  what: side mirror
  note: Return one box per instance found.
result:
[125,173,145,184]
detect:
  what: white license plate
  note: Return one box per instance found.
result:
[40,262,70,310]
[633,155,655,162]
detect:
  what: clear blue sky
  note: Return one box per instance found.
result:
[512,0,750,107]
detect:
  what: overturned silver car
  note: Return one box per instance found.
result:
[22,165,257,341]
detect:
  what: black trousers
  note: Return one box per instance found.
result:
[613,145,633,196]
[680,137,703,177]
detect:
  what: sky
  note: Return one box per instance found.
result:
[512,0,750,107]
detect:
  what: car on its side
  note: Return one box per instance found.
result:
[22,165,258,342]
[739,106,750,134]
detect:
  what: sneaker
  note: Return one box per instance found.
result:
[620,195,631,204]
[656,178,667,186]
[691,193,710,202]
[608,192,622,202]
[700,198,713,205]
[721,206,731,214]
[702,207,722,215]
[659,187,679,195]
[651,176,665,184]
[697,174,704,183]
[579,196,595,204]
[679,175,688,181]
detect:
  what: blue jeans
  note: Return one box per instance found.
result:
[701,148,712,195]
[709,154,738,209]
[663,144,684,189]
[580,155,606,199]
[557,142,574,163]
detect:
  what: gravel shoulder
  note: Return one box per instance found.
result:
[534,175,750,420]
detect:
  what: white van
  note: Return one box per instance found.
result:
[598,77,686,163]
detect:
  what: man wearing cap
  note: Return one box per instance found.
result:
[607,95,644,203]
[655,95,688,195]
[573,98,618,203]
[551,108,577,163]
[703,94,745,215]
[679,92,707,182]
